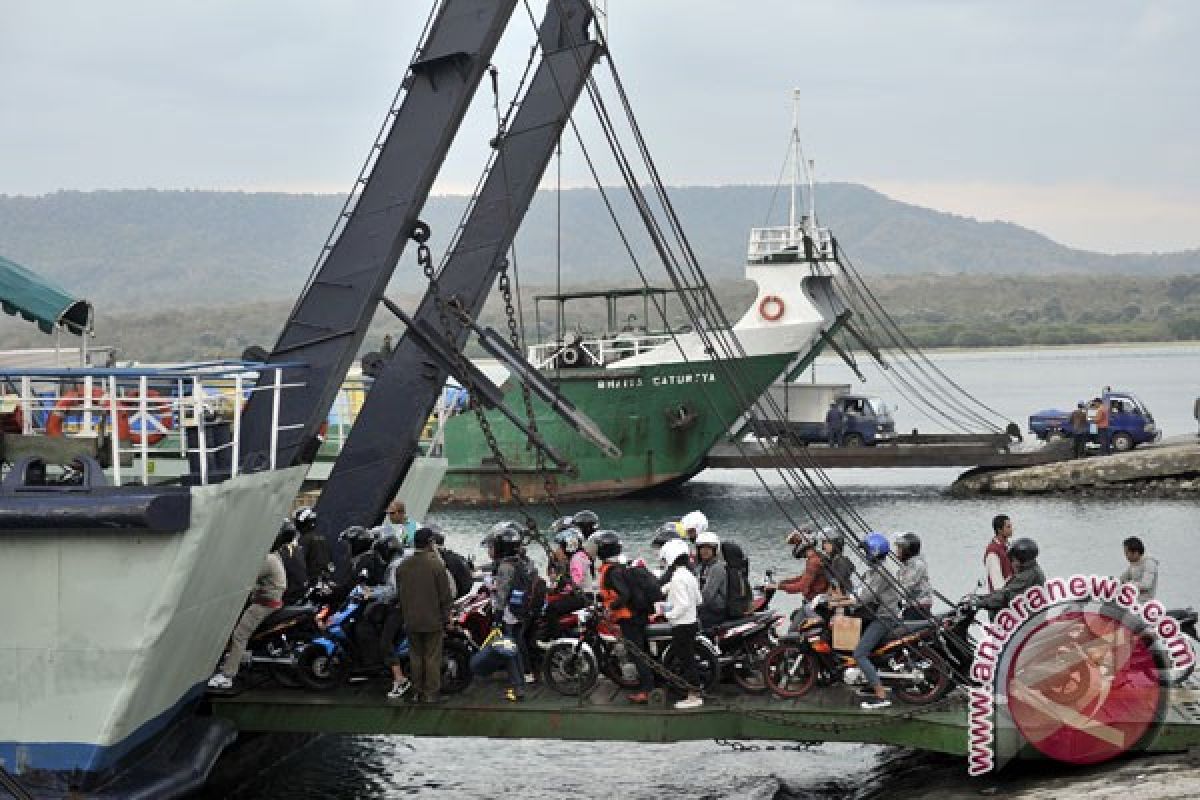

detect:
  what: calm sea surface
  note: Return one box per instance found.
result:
[226,344,1200,799]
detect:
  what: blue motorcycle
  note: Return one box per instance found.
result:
[295,587,472,693]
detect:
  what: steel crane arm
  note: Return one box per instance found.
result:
[316,0,603,534]
[238,0,520,473]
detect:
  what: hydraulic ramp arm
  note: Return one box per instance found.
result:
[237,0,520,474]
[316,0,604,534]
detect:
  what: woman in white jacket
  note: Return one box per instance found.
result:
[659,538,704,709]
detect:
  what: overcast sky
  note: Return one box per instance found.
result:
[2,1,1197,253]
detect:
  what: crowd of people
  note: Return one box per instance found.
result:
[207,502,1162,711]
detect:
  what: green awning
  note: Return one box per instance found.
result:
[0,255,92,335]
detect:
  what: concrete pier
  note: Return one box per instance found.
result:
[952,437,1200,496]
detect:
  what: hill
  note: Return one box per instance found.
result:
[1,185,1198,315]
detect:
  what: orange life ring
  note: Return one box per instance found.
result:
[759,294,785,321]
[121,388,175,446]
[46,387,130,440]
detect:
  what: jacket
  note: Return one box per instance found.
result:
[397,548,453,633]
[978,561,1047,611]
[778,550,829,600]
[663,565,702,626]
[599,561,634,622]
[984,538,1014,593]
[858,566,902,622]
[697,557,727,616]
[253,552,287,606]
[1119,556,1159,602]
[897,555,932,610]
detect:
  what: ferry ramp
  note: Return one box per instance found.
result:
[207,678,1200,758]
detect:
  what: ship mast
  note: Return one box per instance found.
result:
[789,88,800,239]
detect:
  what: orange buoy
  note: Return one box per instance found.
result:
[759,294,785,321]
[121,388,175,446]
[46,387,130,440]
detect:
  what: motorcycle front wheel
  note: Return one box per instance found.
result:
[763,643,817,699]
[731,632,773,694]
[295,643,346,691]
[543,642,599,696]
[891,644,952,705]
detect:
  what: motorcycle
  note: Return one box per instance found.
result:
[241,574,337,687]
[294,587,473,693]
[542,605,652,695]
[764,602,957,704]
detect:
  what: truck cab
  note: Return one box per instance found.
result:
[1028,390,1160,451]
[749,382,896,447]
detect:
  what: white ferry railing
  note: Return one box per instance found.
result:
[0,362,307,487]
[528,331,677,369]
[747,224,835,263]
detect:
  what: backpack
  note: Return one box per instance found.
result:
[504,555,543,620]
[624,564,664,615]
[441,548,474,599]
[721,541,752,619]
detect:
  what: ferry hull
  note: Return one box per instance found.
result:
[435,353,792,506]
[0,466,307,794]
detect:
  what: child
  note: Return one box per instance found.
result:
[658,538,704,709]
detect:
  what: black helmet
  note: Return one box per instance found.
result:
[1008,537,1039,565]
[591,529,622,561]
[550,515,575,535]
[494,527,523,559]
[650,521,681,548]
[339,525,374,557]
[271,523,297,552]
[279,518,298,538]
[484,520,523,550]
[893,531,921,560]
[293,506,318,534]
[374,533,404,562]
[424,524,446,547]
[572,510,600,536]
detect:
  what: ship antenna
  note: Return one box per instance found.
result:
[789,88,800,243]
[808,157,817,233]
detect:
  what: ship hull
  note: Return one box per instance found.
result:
[0,466,308,795]
[435,353,792,506]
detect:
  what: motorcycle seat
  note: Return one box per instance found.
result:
[645,622,673,638]
[261,605,315,628]
[895,619,937,635]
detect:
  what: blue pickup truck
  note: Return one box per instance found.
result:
[1029,390,1161,452]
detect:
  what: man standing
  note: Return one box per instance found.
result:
[694,531,727,629]
[384,500,418,547]
[397,527,453,703]
[825,402,844,448]
[1094,396,1111,455]
[1068,402,1089,459]
[984,514,1014,594]
[1119,536,1159,603]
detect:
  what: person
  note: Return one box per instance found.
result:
[775,530,829,601]
[893,531,932,620]
[1069,401,1089,459]
[1094,396,1111,455]
[396,526,453,704]
[825,402,845,448]
[207,526,291,690]
[658,538,704,709]
[365,533,412,700]
[595,530,655,703]
[1119,536,1158,603]
[821,529,856,595]
[470,624,525,702]
[293,506,330,583]
[274,519,308,604]
[650,520,684,549]
[541,527,589,641]
[851,532,903,710]
[1193,395,1200,438]
[681,510,708,543]
[429,526,474,599]
[383,500,418,547]
[694,531,727,630]
[572,510,600,539]
[489,522,537,681]
[984,514,1014,594]
[975,537,1046,612]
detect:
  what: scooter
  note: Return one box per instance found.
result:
[240,574,337,687]
[294,587,472,693]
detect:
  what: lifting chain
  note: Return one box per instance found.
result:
[416,232,552,556]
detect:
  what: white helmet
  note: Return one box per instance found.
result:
[695,531,720,548]
[681,510,708,537]
[660,538,690,568]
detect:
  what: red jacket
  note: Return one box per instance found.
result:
[778,551,829,600]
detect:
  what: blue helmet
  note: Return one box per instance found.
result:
[864,531,890,562]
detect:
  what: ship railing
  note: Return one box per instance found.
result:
[0,361,308,487]
[747,224,835,266]
[527,331,678,369]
